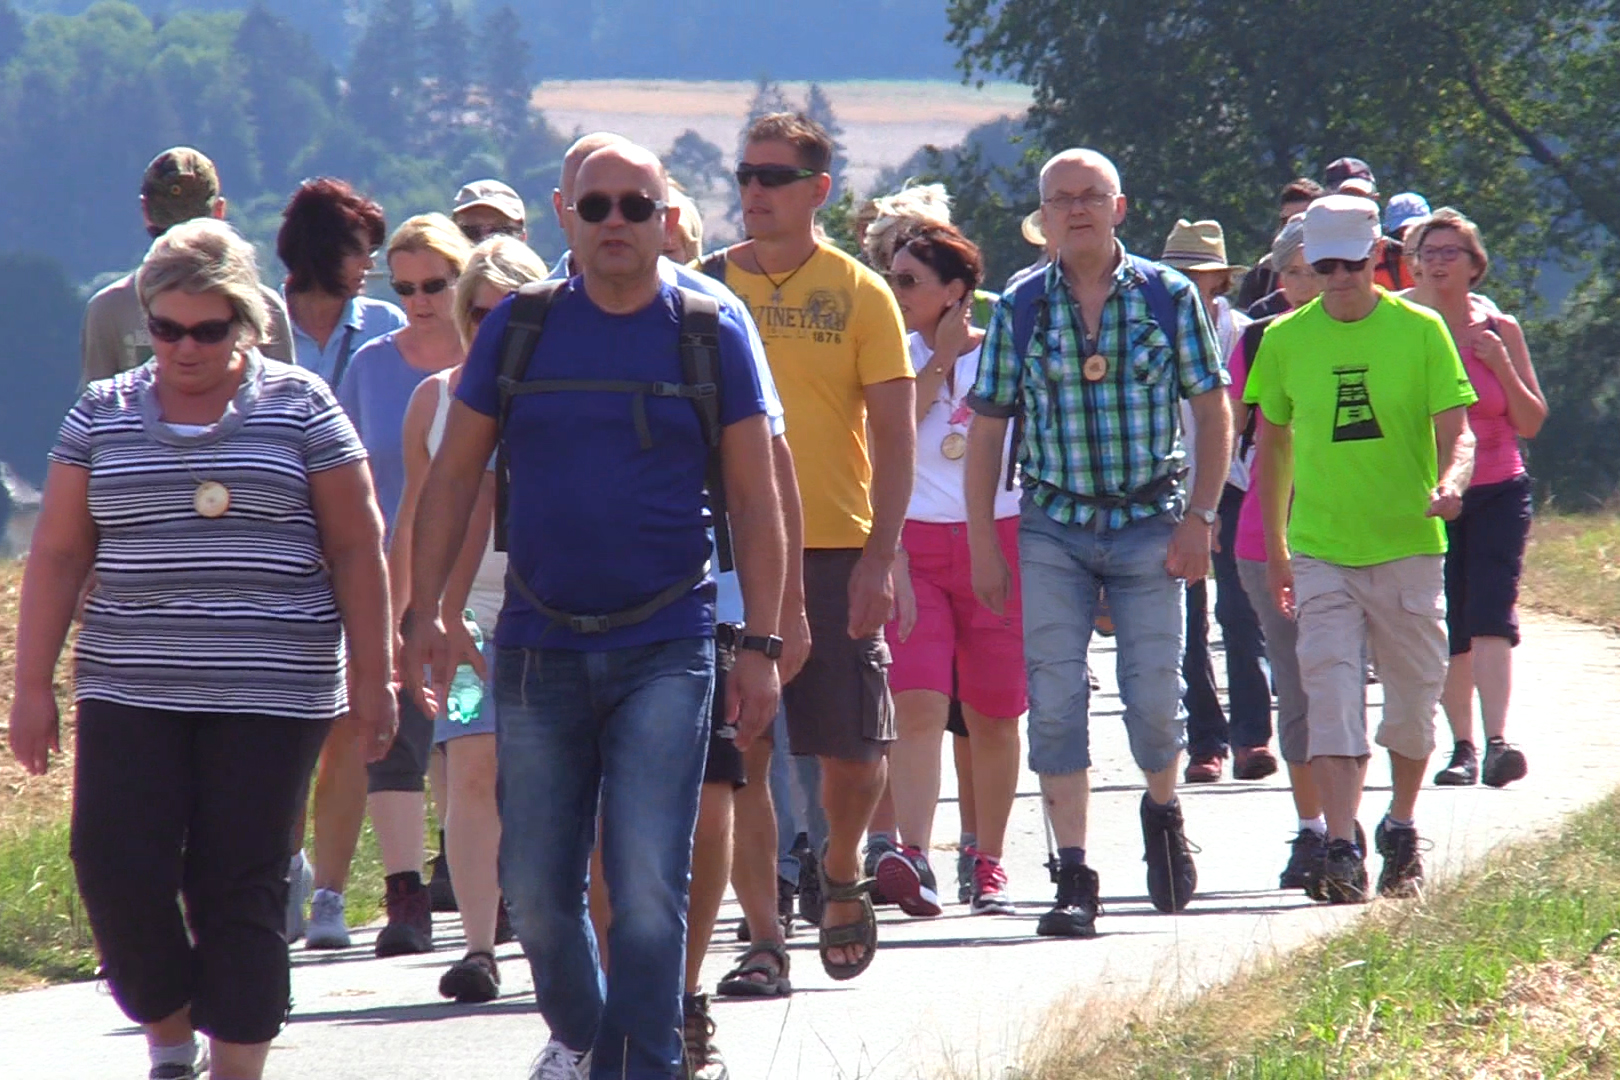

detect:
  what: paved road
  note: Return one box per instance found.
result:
[7,614,1617,1079]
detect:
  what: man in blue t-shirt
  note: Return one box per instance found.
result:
[402,142,788,1080]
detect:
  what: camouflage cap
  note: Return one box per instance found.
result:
[141,147,221,230]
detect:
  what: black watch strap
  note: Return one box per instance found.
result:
[737,634,784,660]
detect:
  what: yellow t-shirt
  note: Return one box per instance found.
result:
[721,243,912,549]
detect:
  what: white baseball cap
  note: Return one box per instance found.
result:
[1303,194,1381,264]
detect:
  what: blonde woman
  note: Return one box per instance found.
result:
[8,219,392,1080]
[392,235,547,1001]
[331,212,474,957]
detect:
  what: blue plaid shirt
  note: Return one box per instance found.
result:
[968,244,1227,529]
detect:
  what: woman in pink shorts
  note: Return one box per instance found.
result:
[880,222,1025,917]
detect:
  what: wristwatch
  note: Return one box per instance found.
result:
[738,634,784,660]
[1187,506,1217,526]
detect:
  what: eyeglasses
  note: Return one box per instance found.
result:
[1311,257,1370,275]
[1418,244,1468,264]
[391,277,454,297]
[1042,191,1117,213]
[459,222,522,243]
[147,315,237,345]
[885,271,921,290]
[468,305,492,327]
[735,164,821,189]
[571,192,666,224]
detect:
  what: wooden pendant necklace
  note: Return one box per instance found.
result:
[176,440,229,518]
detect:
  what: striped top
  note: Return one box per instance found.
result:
[968,244,1228,529]
[48,354,368,720]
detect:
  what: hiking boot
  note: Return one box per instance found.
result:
[427,849,458,913]
[284,850,313,943]
[956,845,977,905]
[876,843,943,917]
[495,899,516,945]
[1036,863,1100,938]
[1141,795,1199,913]
[1433,741,1478,786]
[1233,746,1279,781]
[305,888,351,950]
[863,835,900,906]
[969,853,1015,915]
[682,991,729,1080]
[438,951,500,1003]
[530,1039,591,1080]
[375,873,433,957]
[1316,838,1369,904]
[1183,753,1223,784]
[1279,828,1327,892]
[1374,819,1425,899]
[796,844,824,925]
[1481,739,1528,788]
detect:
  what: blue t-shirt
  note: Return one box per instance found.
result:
[287,294,406,388]
[458,278,767,651]
[336,332,432,538]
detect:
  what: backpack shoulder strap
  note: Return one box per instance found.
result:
[1127,254,1180,352]
[492,280,563,553]
[675,286,732,573]
[1003,269,1049,492]
[698,248,730,285]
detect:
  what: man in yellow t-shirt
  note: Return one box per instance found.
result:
[701,112,914,986]
[1248,194,1476,906]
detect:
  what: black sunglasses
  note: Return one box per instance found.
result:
[459,222,522,243]
[468,305,492,326]
[572,192,666,224]
[147,315,237,345]
[735,164,821,189]
[1311,257,1370,275]
[886,271,921,290]
[392,277,453,297]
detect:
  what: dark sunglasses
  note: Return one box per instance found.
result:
[735,164,821,189]
[147,315,237,345]
[468,305,492,327]
[572,192,666,224]
[1311,257,1370,275]
[392,277,453,297]
[885,271,921,290]
[459,222,522,243]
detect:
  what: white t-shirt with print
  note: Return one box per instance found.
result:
[907,332,1022,524]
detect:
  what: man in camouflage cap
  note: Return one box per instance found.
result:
[81,147,295,385]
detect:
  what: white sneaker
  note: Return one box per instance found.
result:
[284,851,313,943]
[530,1039,592,1080]
[305,888,351,950]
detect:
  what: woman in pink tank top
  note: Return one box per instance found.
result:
[1406,208,1547,790]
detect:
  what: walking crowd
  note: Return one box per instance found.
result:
[5,116,1547,1080]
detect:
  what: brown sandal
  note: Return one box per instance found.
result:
[716,940,791,998]
[819,876,877,981]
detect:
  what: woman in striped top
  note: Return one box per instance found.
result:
[6,219,394,1080]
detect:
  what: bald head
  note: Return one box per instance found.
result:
[560,132,632,203]
[574,142,669,204]
[1039,149,1122,200]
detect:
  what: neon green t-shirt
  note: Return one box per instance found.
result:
[1245,291,1476,567]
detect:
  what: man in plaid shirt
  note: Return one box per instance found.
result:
[964,148,1232,938]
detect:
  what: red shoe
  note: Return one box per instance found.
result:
[1183,754,1223,784]
[875,844,943,917]
[1232,746,1279,781]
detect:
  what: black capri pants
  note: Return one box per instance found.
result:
[1444,473,1533,655]
[70,699,331,1044]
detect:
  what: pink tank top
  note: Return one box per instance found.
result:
[1461,315,1525,486]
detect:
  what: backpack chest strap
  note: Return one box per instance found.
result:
[498,376,716,450]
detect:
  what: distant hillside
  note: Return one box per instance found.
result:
[13,0,964,79]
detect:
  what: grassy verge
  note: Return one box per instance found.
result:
[1521,509,1620,629]
[1022,796,1620,1079]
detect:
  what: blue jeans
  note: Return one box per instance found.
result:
[768,706,828,883]
[1019,499,1187,775]
[1197,481,1272,753]
[494,638,713,1080]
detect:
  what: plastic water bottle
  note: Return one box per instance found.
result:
[446,610,484,725]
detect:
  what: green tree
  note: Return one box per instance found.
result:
[0,0,23,66]
[804,82,849,203]
[0,251,83,484]
[233,4,336,190]
[478,4,531,153]
[424,0,471,151]
[344,0,420,151]
[667,129,728,207]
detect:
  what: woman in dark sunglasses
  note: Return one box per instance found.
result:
[328,212,476,961]
[8,218,393,1080]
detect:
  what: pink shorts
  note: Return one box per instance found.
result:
[885,516,1027,720]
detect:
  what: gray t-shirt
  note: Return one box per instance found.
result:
[80,274,296,387]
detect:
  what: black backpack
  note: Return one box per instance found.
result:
[489,279,731,634]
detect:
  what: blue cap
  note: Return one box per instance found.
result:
[1384,192,1431,235]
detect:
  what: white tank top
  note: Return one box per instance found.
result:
[428,376,507,634]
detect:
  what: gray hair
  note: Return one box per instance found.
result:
[1038,149,1122,199]
[1271,212,1308,272]
[862,182,952,269]
[136,218,270,348]
[453,235,549,347]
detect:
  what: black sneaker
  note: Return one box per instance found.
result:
[1433,741,1478,786]
[1279,828,1327,891]
[1036,863,1100,937]
[427,841,458,912]
[1303,822,1367,901]
[1374,819,1425,898]
[876,843,944,918]
[777,874,798,938]
[1316,838,1369,904]
[375,873,434,957]
[1140,795,1198,913]
[863,836,899,906]
[149,1064,200,1080]
[438,950,500,1003]
[797,846,824,926]
[683,991,730,1080]
[1481,739,1528,788]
